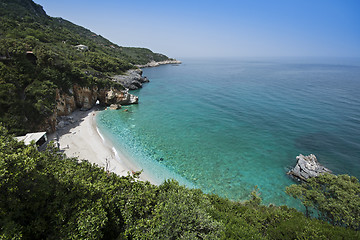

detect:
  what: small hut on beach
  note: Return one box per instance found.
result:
[15,132,48,150]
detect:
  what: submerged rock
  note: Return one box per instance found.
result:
[288,154,332,181]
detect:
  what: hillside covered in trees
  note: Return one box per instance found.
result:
[0,125,359,239]
[0,0,172,135]
[1,0,359,239]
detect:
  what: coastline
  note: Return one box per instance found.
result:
[47,60,183,186]
[135,59,182,68]
[49,107,159,184]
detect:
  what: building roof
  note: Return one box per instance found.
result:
[75,44,89,50]
[15,132,47,145]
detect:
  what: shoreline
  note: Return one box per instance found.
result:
[49,107,159,185]
[135,59,181,68]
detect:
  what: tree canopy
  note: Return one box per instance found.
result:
[0,1,359,239]
[286,173,360,230]
[0,0,171,134]
[0,124,359,239]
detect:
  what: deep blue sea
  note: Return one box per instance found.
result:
[97,58,360,207]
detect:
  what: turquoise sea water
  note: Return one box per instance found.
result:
[97,58,360,207]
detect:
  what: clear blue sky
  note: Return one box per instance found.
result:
[35,0,360,58]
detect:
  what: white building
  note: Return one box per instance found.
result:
[15,132,48,149]
[75,44,89,51]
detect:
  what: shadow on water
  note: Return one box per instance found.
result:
[294,131,360,178]
[294,131,345,152]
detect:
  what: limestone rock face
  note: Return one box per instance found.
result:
[109,104,122,110]
[288,154,332,181]
[36,114,57,133]
[42,85,138,132]
[73,85,98,110]
[112,69,150,90]
[98,88,138,105]
[55,89,76,116]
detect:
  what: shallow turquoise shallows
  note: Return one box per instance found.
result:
[97,58,360,207]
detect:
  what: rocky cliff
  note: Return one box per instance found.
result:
[112,69,149,90]
[34,62,179,133]
[38,85,138,132]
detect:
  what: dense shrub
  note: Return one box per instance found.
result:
[0,125,359,239]
[286,173,360,230]
[0,0,172,134]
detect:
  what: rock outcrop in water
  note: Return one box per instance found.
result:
[112,69,149,90]
[288,154,332,181]
[100,87,138,105]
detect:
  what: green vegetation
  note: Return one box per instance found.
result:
[1,1,359,239]
[0,125,359,239]
[0,0,171,135]
[286,173,360,230]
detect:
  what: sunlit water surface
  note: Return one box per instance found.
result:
[97,58,360,207]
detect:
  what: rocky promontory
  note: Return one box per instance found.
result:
[288,154,332,181]
[113,60,182,90]
[135,59,182,68]
[36,60,182,132]
[112,69,149,90]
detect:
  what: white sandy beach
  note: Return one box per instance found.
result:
[49,107,158,184]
